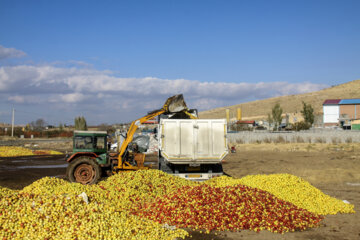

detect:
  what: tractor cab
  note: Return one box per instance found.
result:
[73,130,108,154]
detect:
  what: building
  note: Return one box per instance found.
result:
[323,99,341,127]
[339,99,360,120]
[143,119,158,125]
[323,98,360,129]
[236,120,255,127]
[339,99,360,129]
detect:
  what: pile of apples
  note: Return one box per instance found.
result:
[0,176,189,240]
[207,174,355,215]
[0,146,34,157]
[135,184,323,233]
[0,170,355,239]
[0,146,62,157]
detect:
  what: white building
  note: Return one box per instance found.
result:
[323,99,341,126]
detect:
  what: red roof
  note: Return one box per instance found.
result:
[236,120,255,124]
[323,99,341,105]
[143,120,158,124]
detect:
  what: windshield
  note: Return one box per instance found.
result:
[94,136,106,150]
[75,136,93,149]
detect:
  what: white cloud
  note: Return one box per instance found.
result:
[0,45,26,60]
[7,95,42,104]
[0,64,328,104]
[8,95,25,103]
[0,63,328,123]
[59,93,87,103]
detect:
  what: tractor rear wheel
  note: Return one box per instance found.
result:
[66,156,101,184]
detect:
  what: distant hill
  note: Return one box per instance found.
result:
[199,79,360,121]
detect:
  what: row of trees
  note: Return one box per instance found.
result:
[1,115,117,138]
[0,126,73,138]
[1,116,87,137]
[25,116,89,131]
[268,101,314,131]
[23,119,67,132]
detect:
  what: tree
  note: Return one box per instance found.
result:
[269,103,283,131]
[74,116,88,130]
[301,101,314,126]
[25,124,31,131]
[267,113,273,128]
[30,119,46,131]
[59,123,64,132]
[81,117,88,130]
[292,121,311,131]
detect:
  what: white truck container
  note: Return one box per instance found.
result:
[158,119,228,181]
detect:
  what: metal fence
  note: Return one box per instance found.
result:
[227,129,360,144]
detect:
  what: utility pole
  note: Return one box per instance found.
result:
[11,108,15,137]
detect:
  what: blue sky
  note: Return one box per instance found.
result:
[1,0,360,125]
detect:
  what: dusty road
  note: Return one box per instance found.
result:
[0,143,359,239]
[0,155,67,189]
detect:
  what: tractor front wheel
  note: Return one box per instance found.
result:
[66,156,101,184]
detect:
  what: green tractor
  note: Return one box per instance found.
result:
[66,131,110,184]
[66,130,150,185]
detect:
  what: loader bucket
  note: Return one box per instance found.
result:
[163,94,188,113]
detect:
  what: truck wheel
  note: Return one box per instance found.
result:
[212,164,223,173]
[66,156,101,184]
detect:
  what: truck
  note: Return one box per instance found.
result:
[158,119,228,181]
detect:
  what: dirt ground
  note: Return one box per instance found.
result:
[0,155,67,189]
[0,137,72,153]
[0,142,359,240]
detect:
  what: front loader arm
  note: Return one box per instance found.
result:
[116,109,165,169]
[113,94,192,171]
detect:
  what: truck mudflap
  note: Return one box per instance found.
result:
[173,172,223,181]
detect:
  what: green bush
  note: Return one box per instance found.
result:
[292,121,311,131]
